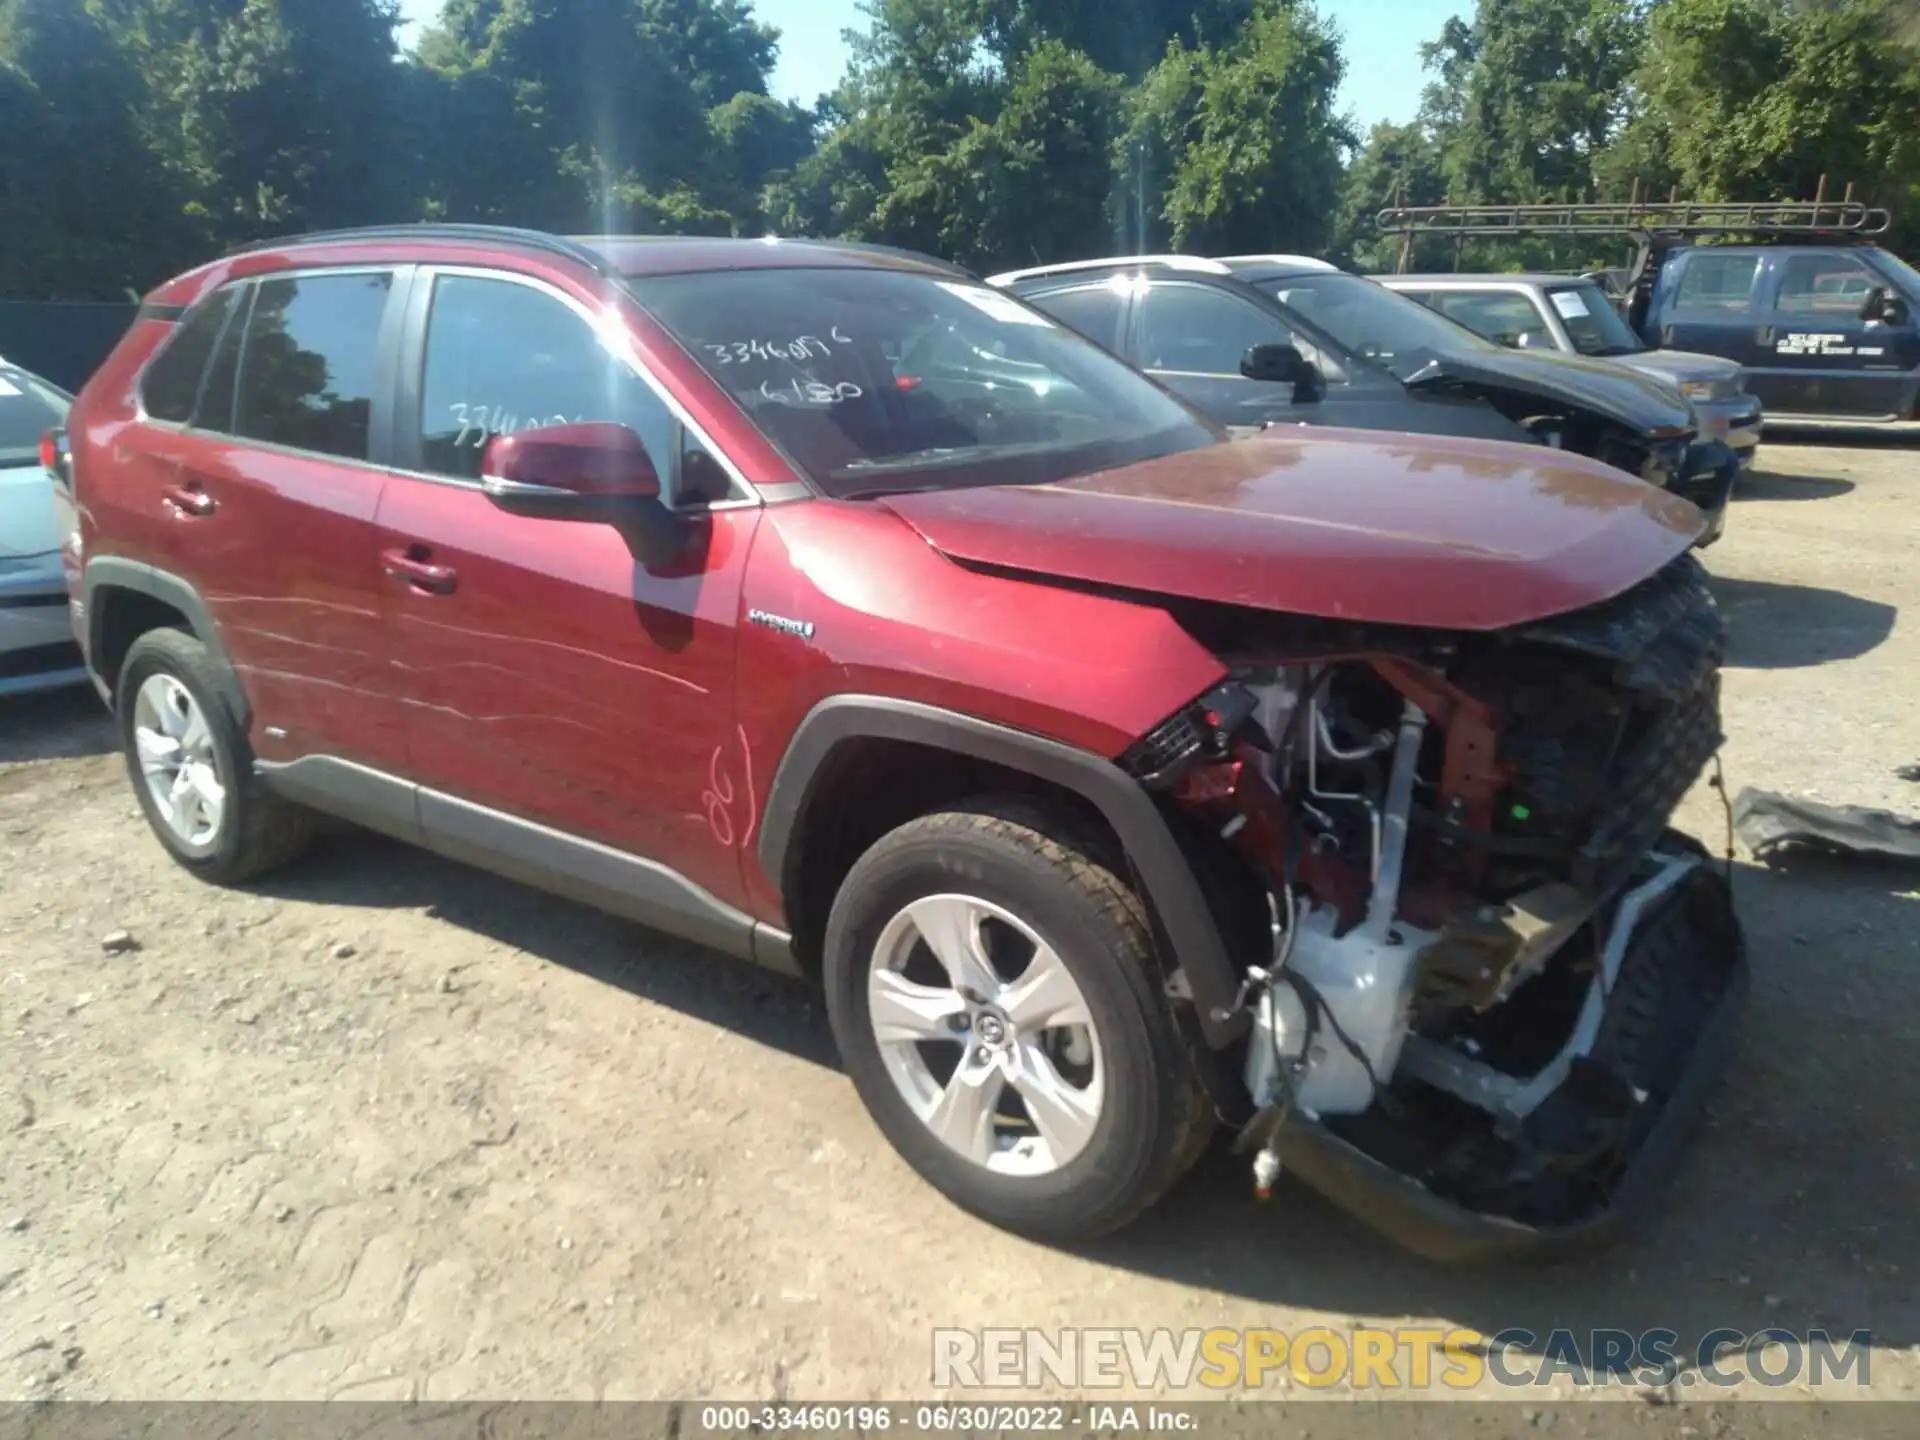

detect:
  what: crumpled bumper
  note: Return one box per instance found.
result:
[1673,440,1741,546]
[1254,859,1747,1263]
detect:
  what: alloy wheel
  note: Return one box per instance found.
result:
[867,893,1104,1177]
[132,673,226,852]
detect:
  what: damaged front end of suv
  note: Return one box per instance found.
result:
[1123,556,1744,1259]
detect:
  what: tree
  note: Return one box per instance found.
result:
[1618,0,1920,230]
[1126,0,1352,254]
[981,0,1255,79]
[105,0,408,244]
[1424,0,1645,207]
[414,0,802,233]
[0,0,192,296]
[1334,119,1448,270]
[875,38,1125,268]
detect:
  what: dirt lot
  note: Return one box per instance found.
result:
[2,436,1917,1408]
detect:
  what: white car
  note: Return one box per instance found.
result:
[0,364,86,696]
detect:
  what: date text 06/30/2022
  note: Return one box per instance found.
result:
[695,1405,1193,1433]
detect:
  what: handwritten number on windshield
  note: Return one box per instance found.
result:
[704,327,853,367]
[759,379,863,407]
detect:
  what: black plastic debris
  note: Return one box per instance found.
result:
[1733,787,1920,862]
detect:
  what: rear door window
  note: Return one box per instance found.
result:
[1025,284,1128,351]
[234,272,393,461]
[1673,254,1762,314]
[141,288,237,424]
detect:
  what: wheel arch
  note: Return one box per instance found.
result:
[83,559,247,725]
[757,696,1249,1049]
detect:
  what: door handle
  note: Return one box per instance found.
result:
[381,546,459,595]
[164,484,216,518]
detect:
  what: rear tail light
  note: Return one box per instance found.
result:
[41,428,71,490]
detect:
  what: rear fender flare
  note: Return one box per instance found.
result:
[82,558,247,725]
[757,696,1249,1050]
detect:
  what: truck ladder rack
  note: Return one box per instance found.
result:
[1374,200,1892,241]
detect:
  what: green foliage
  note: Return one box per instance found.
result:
[1125,2,1352,254]
[1334,120,1447,270]
[0,0,188,296]
[1620,0,1920,233]
[2,0,1915,300]
[982,0,1256,80]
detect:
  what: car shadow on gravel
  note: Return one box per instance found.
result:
[1710,575,1896,669]
[1084,851,1920,1378]
[0,684,114,764]
[1762,424,1920,450]
[253,827,840,1069]
[1736,470,1856,502]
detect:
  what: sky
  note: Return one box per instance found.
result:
[393,0,1464,132]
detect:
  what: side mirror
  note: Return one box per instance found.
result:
[1860,285,1910,325]
[1241,343,1324,403]
[480,421,685,566]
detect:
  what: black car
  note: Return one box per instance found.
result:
[990,255,1739,541]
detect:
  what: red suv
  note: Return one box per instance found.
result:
[53,225,1745,1258]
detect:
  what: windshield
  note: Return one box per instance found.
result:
[1257,273,1499,378]
[625,267,1221,497]
[1872,249,1920,294]
[1546,283,1645,357]
[0,368,70,465]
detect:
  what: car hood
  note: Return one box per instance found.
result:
[0,460,59,560]
[1610,349,1744,387]
[880,430,1704,632]
[1406,346,1697,438]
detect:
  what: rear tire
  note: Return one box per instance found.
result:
[117,628,314,884]
[823,796,1212,1241]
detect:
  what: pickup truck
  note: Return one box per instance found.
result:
[1628,244,1920,422]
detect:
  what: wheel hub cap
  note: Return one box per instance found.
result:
[132,674,225,853]
[868,893,1105,1178]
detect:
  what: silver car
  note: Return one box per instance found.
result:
[0,364,87,697]
[1378,274,1764,470]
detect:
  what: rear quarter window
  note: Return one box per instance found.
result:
[141,288,238,424]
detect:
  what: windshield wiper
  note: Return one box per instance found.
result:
[839,446,981,474]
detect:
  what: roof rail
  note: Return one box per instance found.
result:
[225,223,614,275]
[985,254,1230,286]
[1212,253,1342,272]
[1374,200,1893,241]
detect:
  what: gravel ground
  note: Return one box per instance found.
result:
[1,437,1916,1409]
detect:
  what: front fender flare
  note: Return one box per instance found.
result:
[757,695,1249,1049]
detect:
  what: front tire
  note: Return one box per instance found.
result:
[117,628,314,884]
[823,797,1212,1241]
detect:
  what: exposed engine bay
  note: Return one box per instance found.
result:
[1123,554,1745,1250]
